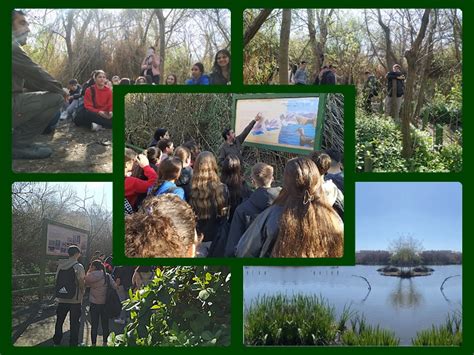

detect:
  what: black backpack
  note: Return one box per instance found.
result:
[55,262,79,299]
[104,275,122,318]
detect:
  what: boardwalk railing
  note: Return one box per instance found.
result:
[12,273,56,300]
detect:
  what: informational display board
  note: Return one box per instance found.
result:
[45,221,88,257]
[233,94,326,154]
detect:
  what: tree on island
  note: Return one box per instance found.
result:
[389,235,423,273]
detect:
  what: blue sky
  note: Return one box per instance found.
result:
[356,182,462,252]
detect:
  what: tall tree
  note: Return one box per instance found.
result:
[244,9,273,47]
[401,9,431,159]
[279,9,291,84]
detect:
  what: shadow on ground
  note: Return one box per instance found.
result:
[12,119,112,173]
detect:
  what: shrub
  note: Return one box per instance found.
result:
[109,266,231,347]
[412,313,462,346]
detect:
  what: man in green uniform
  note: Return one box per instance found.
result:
[218,113,263,167]
[12,10,66,159]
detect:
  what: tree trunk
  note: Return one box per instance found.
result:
[279,9,291,84]
[244,9,273,47]
[401,9,431,159]
[155,10,166,81]
[377,9,399,69]
[64,11,74,78]
[414,10,438,120]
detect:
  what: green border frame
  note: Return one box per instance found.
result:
[231,93,327,155]
[4,1,472,355]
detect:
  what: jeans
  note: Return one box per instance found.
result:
[74,110,113,129]
[90,303,110,345]
[53,303,82,346]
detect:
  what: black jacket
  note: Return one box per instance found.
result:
[176,166,193,202]
[209,70,229,85]
[235,204,284,257]
[225,187,281,256]
[320,70,336,85]
[386,71,405,97]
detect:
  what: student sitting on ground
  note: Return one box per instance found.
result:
[209,49,231,85]
[62,79,82,119]
[225,163,281,257]
[74,70,113,131]
[236,157,344,258]
[174,146,193,201]
[85,260,118,347]
[124,148,158,211]
[149,157,185,200]
[125,195,199,258]
[185,62,210,85]
[165,74,178,85]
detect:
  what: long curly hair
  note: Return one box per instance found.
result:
[125,194,196,258]
[271,157,343,258]
[190,151,226,220]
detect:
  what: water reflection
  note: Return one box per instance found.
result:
[389,278,424,309]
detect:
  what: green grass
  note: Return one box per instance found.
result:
[412,313,462,346]
[244,294,399,346]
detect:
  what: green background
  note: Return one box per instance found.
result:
[4,0,470,354]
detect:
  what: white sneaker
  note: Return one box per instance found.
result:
[59,111,68,120]
[91,123,103,132]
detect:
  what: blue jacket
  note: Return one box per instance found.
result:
[150,181,185,200]
[185,74,210,85]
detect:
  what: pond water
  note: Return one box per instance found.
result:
[244,266,462,345]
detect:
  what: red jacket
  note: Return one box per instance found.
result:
[125,165,158,208]
[84,84,112,113]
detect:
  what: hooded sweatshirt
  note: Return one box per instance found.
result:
[225,186,281,256]
[85,270,117,305]
[55,258,85,304]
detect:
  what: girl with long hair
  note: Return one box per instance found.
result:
[85,260,118,346]
[236,157,343,258]
[190,151,229,244]
[210,49,231,85]
[220,154,251,219]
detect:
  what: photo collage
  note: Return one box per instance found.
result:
[8,6,466,354]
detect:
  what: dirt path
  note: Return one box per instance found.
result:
[12,119,112,173]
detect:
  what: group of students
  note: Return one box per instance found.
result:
[53,245,154,346]
[124,123,344,258]
[62,70,114,132]
[135,46,231,85]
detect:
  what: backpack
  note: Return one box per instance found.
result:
[55,262,79,299]
[104,275,122,318]
[73,86,96,127]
